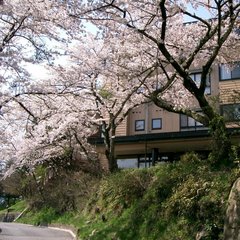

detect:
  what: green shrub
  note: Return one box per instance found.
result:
[19,207,58,225]
[79,153,240,240]
[13,152,240,240]
[94,168,154,213]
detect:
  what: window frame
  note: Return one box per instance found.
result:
[219,62,240,81]
[135,119,145,131]
[189,72,211,95]
[180,114,204,130]
[221,104,240,122]
[152,118,162,130]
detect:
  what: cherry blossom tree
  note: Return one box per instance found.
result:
[1,83,101,177]
[0,0,92,175]
[4,29,153,173]
[52,34,152,171]
[68,0,240,165]
[2,0,240,174]
[0,0,82,108]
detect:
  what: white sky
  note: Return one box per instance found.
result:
[27,5,213,81]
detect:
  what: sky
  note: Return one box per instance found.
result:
[28,3,213,81]
[185,4,213,22]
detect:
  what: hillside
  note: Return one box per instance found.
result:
[11,153,240,239]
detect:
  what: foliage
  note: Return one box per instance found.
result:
[98,89,113,100]
[22,170,99,214]
[208,116,233,167]
[0,171,23,209]
[1,149,101,215]
[8,200,27,213]
[77,153,239,240]
[1,1,240,175]
[18,207,59,226]
[0,199,26,222]
[10,153,240,239]
[87,168,154,214]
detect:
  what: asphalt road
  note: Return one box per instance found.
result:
[0,222,75,240]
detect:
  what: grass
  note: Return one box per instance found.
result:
[8,153,240,239]
[75,153,240,240]
[0,200,27,222]
[0,200,26,215]
[9,200,27,212]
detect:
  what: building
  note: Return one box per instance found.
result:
[90,63,240,169]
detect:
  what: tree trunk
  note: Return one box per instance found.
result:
[108,135,118,172]
[103,125,118,172]
[108,126,118,172]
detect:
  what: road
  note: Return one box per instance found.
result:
[0,222,75,240]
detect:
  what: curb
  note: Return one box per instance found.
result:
[48,225,77,240]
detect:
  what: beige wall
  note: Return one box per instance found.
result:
[116,118,127,136]
[127,103,180,135]
[210,65,220,96]
[114,64,239,137]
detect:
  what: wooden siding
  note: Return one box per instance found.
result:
[116,118,127,136]
[220,80,240,104]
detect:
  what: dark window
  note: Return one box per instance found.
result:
[190,72,211,94]
[135,120,145,131]
[180,114,188,128]
[180,114,203,130]
[235,28,240,36]
[152,118,162,130]
[221,104,240,121]
[220,62,240,80]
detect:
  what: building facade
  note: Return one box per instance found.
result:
[91,63,240,169]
